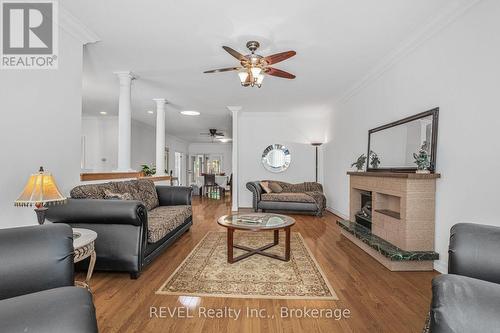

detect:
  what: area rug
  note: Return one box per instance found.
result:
[156,231,338,300]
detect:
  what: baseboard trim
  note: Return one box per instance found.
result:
[326,207,349,220]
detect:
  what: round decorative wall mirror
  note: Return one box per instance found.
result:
[261,144,291,173]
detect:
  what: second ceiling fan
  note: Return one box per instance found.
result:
[203,41,296,88]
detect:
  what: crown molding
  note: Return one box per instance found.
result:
[59,6,100,45]
[336,0,482,105]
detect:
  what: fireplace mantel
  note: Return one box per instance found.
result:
[338,171,440,271]
[347,171,441,179]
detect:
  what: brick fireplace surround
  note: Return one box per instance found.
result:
[339,172,440,271]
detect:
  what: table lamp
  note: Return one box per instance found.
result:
[15,166,67,224]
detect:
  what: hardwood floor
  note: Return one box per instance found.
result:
[88,196,437,333]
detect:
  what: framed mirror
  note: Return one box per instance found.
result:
[367,108,439,172]
[261,144,291,173]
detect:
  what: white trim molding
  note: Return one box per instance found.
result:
[326,207,348,220]
[60,6,100,44]
[337,0,483,104]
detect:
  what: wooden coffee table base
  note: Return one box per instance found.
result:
[227,227,291,263]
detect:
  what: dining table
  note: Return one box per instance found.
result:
[195,175,229,187]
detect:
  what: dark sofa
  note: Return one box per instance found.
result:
[47,179,192,279]
[428,223,500,332]
[0,224,98,333]
[246,181,326,216]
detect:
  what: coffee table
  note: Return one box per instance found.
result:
[217,213,295,263]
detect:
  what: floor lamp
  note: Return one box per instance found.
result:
[311,143,323,183]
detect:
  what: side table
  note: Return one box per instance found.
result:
[73,228,97,290]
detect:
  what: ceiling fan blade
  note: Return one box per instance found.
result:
[263,51,296,65]
[265,67,296,79]
[222,46,247,62]
[203,67,240,73]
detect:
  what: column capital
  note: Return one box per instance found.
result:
[153,98,167,105]
[113,71,137,82]
[227,106,242,113]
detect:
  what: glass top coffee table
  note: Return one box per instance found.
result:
[217,213,295,263]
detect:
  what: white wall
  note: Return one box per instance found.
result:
[82,116,155,171]
[0,30,84,228]
[81,116,118,171]
[238,110,329,208]
[188,142,232,176]
[324,0,500,272]
[81,116,188,177]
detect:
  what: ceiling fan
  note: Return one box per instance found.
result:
[203,41,296,88]
[200,129,224,138]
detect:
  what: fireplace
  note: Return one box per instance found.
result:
[355,191,372,230]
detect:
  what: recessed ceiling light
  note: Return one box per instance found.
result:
[219,138,232,143]
[99,111,107,115]
[180,111,200,116]
[147,110,154,114]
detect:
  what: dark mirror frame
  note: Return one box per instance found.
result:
[367,107,439,173]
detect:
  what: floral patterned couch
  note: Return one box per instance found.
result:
[47,179,192,279]
[246,181,326,216]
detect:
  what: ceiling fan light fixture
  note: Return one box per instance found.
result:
[256,73,265,87]
[250,66,262,78]
[204,41,296,89]
[238,70,249,85]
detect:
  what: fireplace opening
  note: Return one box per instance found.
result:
[355,191,372,230]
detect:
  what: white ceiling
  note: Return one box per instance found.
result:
[64,0,459,142]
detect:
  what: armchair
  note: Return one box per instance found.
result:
[0,224,98,332]
[429,223,500,332]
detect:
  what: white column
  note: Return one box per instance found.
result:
[114,71,135,171]
[153,98,166,176]
[227,106,242,212]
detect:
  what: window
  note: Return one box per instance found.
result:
[208,159,220,174]
[193,154,204,177]
[207,154,222,174]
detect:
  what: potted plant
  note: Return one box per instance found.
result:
[351,154,367,172]
[141,164,156,177]
[413,148,430,174]
[369,150,380,169]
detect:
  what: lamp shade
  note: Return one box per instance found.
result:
[250,67,262,78]
[256,73,265,85]
[15,167,66,207]
[238,70,249,84]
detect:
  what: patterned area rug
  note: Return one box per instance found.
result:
[156,231,338,300]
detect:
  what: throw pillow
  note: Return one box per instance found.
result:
[104,189,133,200]
[260,181,272,193]
[135,179,160,210]
[269,182,283,193]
